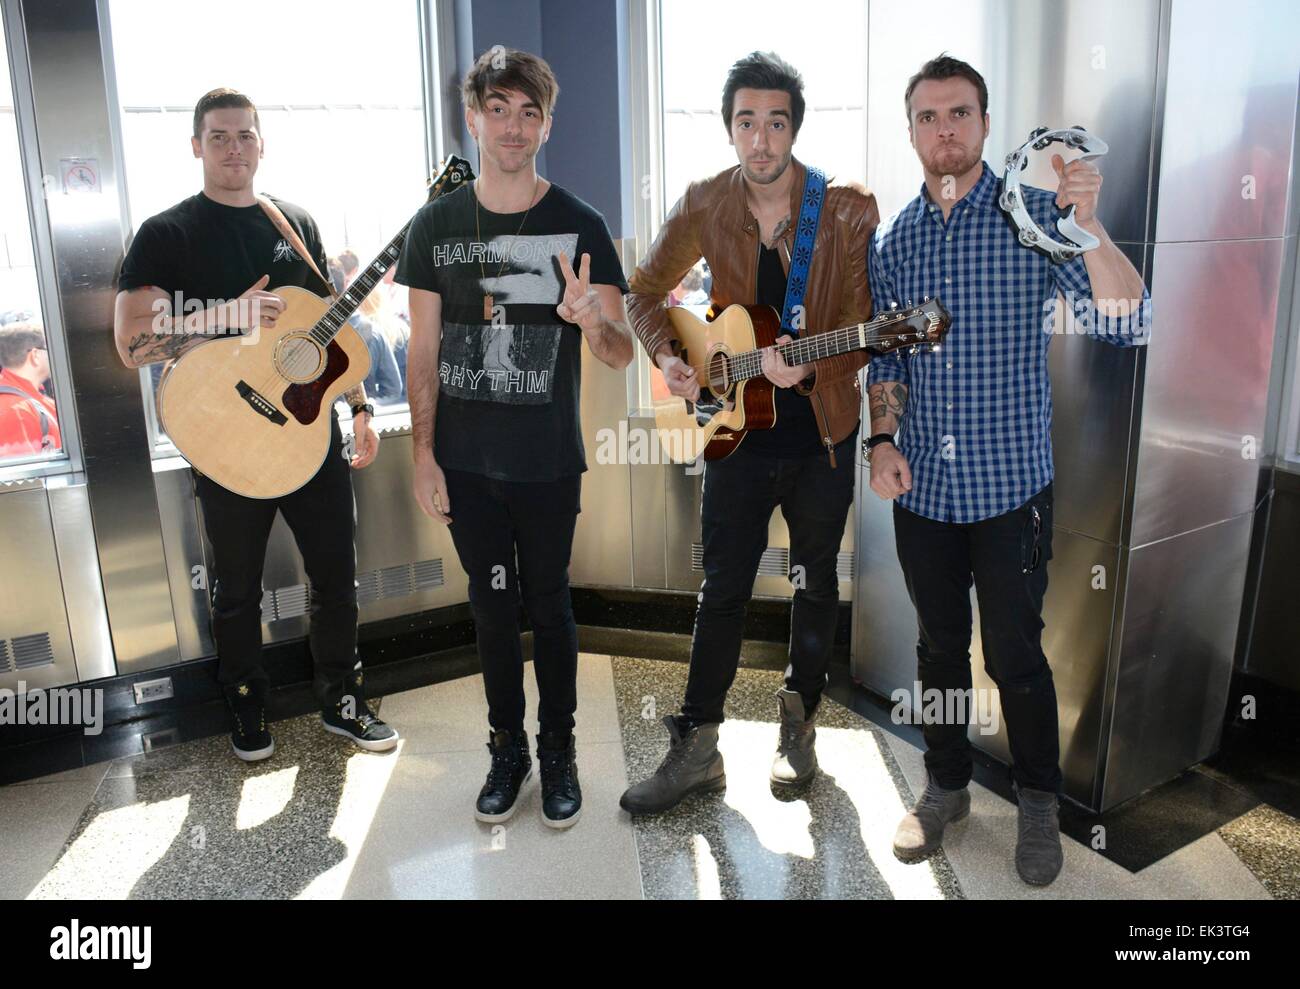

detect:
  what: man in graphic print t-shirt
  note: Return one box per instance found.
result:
[395,47,633,829]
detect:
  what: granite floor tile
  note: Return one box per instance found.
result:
[1217,804,1300,899]
[611,655,961,900]
[1124,831,1272,900]
[879,723,1141,899]
[338,741,642,899]
[0,775,106,899]
[377,653,621,754]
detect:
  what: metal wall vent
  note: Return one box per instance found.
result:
[690,544,855,583]
[261,559,445,621]
[0,638,12,673]
[9,632,55,670]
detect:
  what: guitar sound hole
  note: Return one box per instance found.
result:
[277,336,325,382]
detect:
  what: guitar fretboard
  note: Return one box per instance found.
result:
[307,225,411,347]
[726,310,923,382]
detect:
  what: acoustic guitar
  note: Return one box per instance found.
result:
[158,156,473,498]
[651,298,950,463]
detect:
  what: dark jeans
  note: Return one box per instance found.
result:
[444,468,581,737]
[195,414,359,708]
[682,433,857,725]
[892,483,1061,793]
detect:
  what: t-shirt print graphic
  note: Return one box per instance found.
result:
[272,238,300,263]
[437,231,578,407]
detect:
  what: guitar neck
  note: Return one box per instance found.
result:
[308,223,411,346]
[730,312,909,382]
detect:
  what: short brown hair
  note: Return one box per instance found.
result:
[0,323,46,370]
[193,88,262,139]
[461,47,559,118]
[905,54,988,123]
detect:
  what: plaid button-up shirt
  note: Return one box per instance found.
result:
[866,161,1151,523]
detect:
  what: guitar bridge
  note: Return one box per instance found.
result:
[236,380,288,426]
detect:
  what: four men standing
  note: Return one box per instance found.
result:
[104,45,1149,886]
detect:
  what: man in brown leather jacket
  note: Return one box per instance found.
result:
[620,52,879,815]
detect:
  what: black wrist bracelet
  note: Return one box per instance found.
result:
[865,432,895,450]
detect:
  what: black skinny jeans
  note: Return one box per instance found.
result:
[682,433,857,725]
[892,483,1061,794]
[195,413,359,708]
[444,468,581,738]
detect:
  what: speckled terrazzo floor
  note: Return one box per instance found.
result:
[3,652,1297,900]
[611,655,964,899]
[1218,805,1300,900]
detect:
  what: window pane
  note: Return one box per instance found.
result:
[107,0,430,445]
[659,0,868,212]
[0,18,65,467]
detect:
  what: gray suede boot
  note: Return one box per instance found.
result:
[770,688,818,787]
[619,715,726,815]
[1014,783,1063,886]
[893,773,971,861]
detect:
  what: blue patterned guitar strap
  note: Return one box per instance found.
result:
[779,165,827,335]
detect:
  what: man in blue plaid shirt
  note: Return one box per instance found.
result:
[865,55,1150,886]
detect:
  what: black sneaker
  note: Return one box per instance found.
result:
[537,730,582,829]
[475,729,532,823]
[224,679,274,762]
[321,697,399,752]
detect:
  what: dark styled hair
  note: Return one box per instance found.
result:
[721,51,806,137]
[462,46,560,118]
[0,323,46,369]
[904,54,988,123]
[193,87,261,139]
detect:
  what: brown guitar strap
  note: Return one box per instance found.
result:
[256,195,337,300]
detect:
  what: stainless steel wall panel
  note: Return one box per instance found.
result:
[571,328,635,589]
[1130,239,1283,547]
[152,464,213,663]
[20,0,178,674]
[47,479,115,682]
[851,459,920,697]
[0,487,78,693]
[1101,513,1251,808]
[349,432,468,620]
[1154,0,1300,243]
[867,0,1161,247]
[1046,241,1146,544]
[628,418,669,590]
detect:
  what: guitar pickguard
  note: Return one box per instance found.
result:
[690,387,734,428]
[281,340,350,426]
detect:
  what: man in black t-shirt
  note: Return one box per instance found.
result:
[113,88,398,762]
[395,48,633,829]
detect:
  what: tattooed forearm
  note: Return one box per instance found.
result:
[868,382,908,434]
[124,332,207,367]
[342,383,367,408]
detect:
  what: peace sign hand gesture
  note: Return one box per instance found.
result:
[557,251,603,332]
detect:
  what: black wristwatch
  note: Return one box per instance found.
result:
[350,402,375,418]
[863,432,895,462]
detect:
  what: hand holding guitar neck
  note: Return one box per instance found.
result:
[760,334,811,388]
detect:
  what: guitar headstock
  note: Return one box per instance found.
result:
[872,298,951,356]
[426,155,475,203]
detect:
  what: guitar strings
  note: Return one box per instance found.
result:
[248,163,462,405]
[722,309,929,384]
